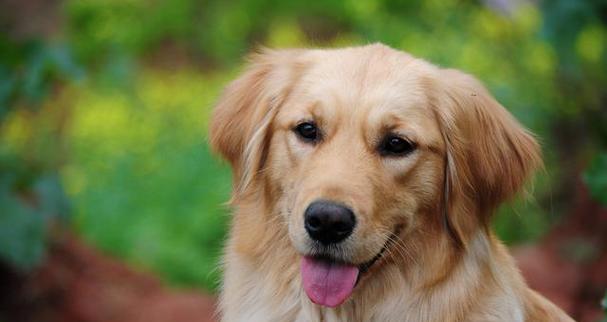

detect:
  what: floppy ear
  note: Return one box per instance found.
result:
[432,69,542,245]
[209,49,305,197]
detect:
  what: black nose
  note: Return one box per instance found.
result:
[304,200,356,245]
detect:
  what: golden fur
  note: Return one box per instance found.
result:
[209,44,574,322]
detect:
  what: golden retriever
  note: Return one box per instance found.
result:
[209,44,573,322]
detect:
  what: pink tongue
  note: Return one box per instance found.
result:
[301,256,359,307]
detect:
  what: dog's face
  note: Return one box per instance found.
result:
[210,44,540,308]
[268,51,443,265]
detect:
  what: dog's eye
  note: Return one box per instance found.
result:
[294,122,319,142]
[379,135,416,156]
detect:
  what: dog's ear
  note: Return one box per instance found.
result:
[209,49,305,197]
[432,69,542,245]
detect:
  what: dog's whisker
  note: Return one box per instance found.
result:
[373,227,420,268]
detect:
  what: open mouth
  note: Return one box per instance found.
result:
[301,225,403,307]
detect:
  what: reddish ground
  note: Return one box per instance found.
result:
[0,235,217,322]
[513,182,607,322]
[0,183,605,322]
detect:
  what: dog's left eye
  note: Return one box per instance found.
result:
[379,135,416,156]
[294,122,319,142]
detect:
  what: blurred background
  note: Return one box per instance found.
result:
[0,0,606,321]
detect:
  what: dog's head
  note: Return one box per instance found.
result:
[210,44,540,307]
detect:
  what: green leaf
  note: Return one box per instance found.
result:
[583,152,607,206]
[0,187,47,271]
[47,44,85,82]
[0,65,15,121]
[34,174,71,222]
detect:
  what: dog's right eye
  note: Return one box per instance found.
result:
[294,122,319,142]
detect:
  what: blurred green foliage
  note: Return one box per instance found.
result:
[63,71,232,289]
[0,37,80,270]
[1,0,606,292]
[0,37,83,115]
[585,152,607,207]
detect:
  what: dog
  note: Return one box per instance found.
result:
[209,44,573,322]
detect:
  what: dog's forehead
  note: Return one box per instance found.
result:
[305,46,417,87]
[284,47,435,127]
